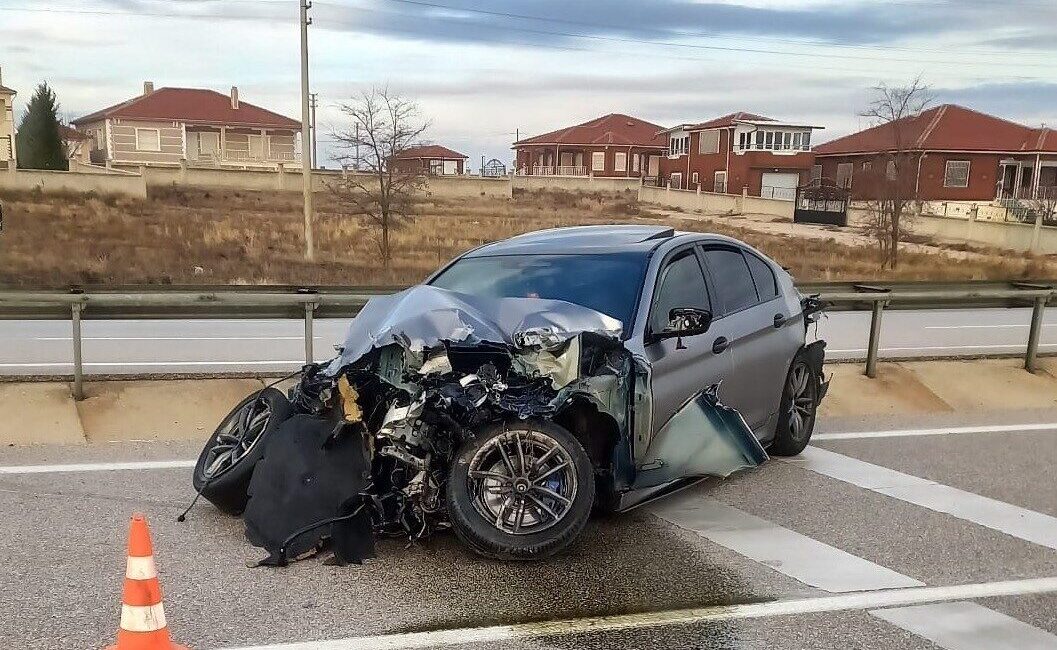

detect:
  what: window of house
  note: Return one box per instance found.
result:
[135,128,161,152]
[692,171,699,187]
[714,171,727,193]
[862,161,872,172]
[783,133,792,150]
[649,250,710,335]
[198,132,219,154]
[801,131,811,150]
[836,163,854,189]
[739,132,748,150]
[764,132,774,149]
[592,151,605,172]
[614,151,627,172]
[670,172,682,189]
[886,160,898,180]
[698,130,720,154]
[944,160,970,188]
[632,154,640,172]
[793,132,802,150]
[754,131,764,149]
[703,247,759,315]
[810,165,822,187]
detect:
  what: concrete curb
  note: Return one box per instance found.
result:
[3,358,1057,446]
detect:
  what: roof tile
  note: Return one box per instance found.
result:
[72,87,299,129]
[394,144,467,160]
[514,113,666,148]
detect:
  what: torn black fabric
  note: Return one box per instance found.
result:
[243,414,373,565]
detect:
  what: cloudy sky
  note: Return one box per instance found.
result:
[2,0,1056,169]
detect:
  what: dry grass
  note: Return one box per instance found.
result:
[0,186,1053,288]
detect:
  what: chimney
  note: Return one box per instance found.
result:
[143,81,154,96]
[230,86,239,110]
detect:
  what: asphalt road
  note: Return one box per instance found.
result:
[3,410,1057,649]
[1,307,1055,375]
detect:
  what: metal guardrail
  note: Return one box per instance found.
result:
[0,280,1053,399]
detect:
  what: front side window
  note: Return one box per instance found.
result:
[703,247,759,315]
[592,151,605,172]
[810,164,822,187]
[836,162,854,189]
[614,151,627,172]
[714,171,727,193]
[649,251,710,334]
[944,160,970,188]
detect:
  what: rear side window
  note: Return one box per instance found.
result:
[703,248,758,315]
[649,250,710,333]
[745,253,779,301]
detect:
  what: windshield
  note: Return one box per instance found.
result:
[429,253,648,329]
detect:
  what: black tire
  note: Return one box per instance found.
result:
[769,351,820,457]
[446,419,595,561]
[193,387,292,515]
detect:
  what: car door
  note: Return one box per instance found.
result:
[700,245,798,433]
[637,246,733,453]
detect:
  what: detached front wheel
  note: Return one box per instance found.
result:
[193,387,291,515]
[446,419,594,560]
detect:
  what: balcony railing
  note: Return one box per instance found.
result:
[528,165,588,177]
[191,150,299,166]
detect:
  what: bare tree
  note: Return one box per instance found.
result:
[1024,185,1057,228]
[859,76,933,269]
[329,88,430,270]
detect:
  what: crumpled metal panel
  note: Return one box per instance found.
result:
[325,286,623,375]
[632,384,768,490]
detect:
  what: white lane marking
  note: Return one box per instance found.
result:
[925,324,1057,330]
[784,447,1057,550]
[218,577,1057,650]
[650,497,923,592]
[828,343,1057,354]
[0,360,303,368]
[814,422,1057,440]
[30,336,319,341]
[0,460,196,474]
[871,601,1057,650]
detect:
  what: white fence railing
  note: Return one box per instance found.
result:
[525,165,589,177]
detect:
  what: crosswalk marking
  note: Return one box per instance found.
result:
[783,447,1057,551]
[872,602,1057,650]
[650,496,923,592]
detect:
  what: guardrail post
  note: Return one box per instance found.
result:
[71,303,84,401]
[304,301,316,364]
[865,300,885,378]
[1025,295,1047,373]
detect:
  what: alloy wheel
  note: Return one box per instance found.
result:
[787,362,817,441]
[467,429,578,535]
[202,398,273,480]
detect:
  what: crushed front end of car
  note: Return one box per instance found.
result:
[193,286,770,564]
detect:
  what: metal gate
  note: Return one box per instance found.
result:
[794,182,849,226]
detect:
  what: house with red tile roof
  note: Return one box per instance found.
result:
[512,113,666,179]
[0,68,16,169]
[71,82,301,169]
[814,104,1057,202]
[391,144,468,175]
[658,112,823,200]
[58,124,92,165]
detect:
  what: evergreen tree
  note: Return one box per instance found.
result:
[15,82,67,171]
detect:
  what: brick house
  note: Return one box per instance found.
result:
[513,113,666,179]
[813,104,1057,202]
[658,112,822,200]
[0,69,15,169]
[71,82,301,169]
[391,145,468,175]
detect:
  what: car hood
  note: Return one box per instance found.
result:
[325,285,623,374]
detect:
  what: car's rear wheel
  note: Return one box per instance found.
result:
[446,419,594,560]
[193,387,291,515]
[769,353,819,457]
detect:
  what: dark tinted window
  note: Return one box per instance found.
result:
[746,253,779,301]
[429,253,647,328]
[649,250,710,333]
[704,248,758,314]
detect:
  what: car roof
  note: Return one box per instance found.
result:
[463,225,703,257]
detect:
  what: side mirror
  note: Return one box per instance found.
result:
[649,307,712,345]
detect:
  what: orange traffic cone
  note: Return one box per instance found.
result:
[105,514,191,650]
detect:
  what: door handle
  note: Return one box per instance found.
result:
[712,336,729,354]
[773,313,787,328]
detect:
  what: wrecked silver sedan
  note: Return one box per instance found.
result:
[191,226,827,563]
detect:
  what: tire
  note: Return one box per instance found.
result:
[769,351,820,457]
[446,418,595,560]
[193,387,292,515]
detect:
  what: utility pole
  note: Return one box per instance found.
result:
[299,0,315,261]
[309,92,318,168]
